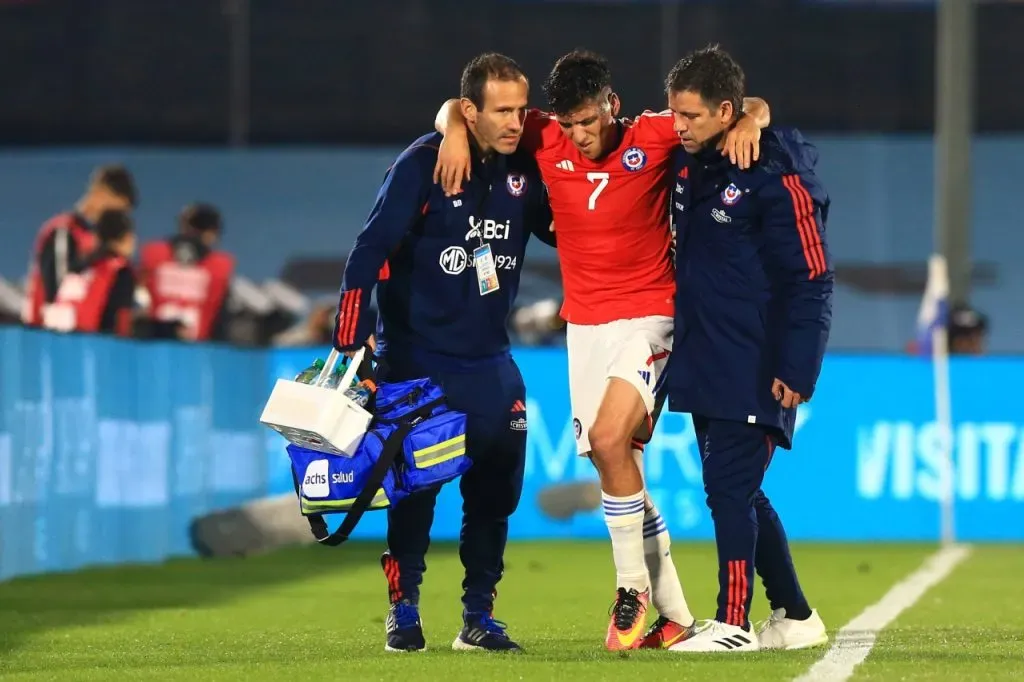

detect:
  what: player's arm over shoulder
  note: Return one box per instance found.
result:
[636,96,770,144]
[630,109,677,147]
[519,108,560,154]
[434,100,554,154]
[741,97,770,129]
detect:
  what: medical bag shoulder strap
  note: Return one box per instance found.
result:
[296,418,414,547]
[299,392,443,547]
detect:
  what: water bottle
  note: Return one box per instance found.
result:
[324,365,350,390]
[344,380,376,408]
[293,358,326,384]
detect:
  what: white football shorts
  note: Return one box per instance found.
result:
[566,315,673,456]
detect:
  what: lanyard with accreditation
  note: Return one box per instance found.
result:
[468,176,500,296]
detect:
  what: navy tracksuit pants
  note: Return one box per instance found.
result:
[379,352,527,614]
[693,414,811,629]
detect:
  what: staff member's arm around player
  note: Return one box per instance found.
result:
[332,53,553,655]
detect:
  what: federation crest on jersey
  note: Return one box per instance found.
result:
[621,146,647,172]
[721,183,743,205]
[506,173,527,197]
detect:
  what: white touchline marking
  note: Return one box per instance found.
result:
[793,544,972,682]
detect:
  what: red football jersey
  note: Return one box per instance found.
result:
[521,108,679,325]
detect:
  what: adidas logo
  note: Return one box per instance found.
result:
[461,626,490,644]
[555,159,575,172]
[714,634,753,650]
[637,370,651,385]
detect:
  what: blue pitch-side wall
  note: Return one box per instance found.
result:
[2,328,1022,581]
[0,328,267,580]
[268,347,1024,548]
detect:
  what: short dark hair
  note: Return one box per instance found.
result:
[90,164,138,207]
[542,49,612,116]
[95,209,134,243]
[180,202,222,233]
[665,44,745,117]
[460,53,527,110]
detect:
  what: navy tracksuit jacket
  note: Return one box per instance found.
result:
[664,126,834,628]
[333,132,554,613]
[665,126,834,449]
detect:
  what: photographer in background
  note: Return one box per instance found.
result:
[22,164,137,328]
[138,203,235,342]
[41,210,138,338]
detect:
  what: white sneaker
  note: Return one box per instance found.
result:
[667,619,760,653]
[756,608,829,650]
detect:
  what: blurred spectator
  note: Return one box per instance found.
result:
[948,304,989,355]
[21,164,137,327]
[138,203,235,342]
[40,210,137,338]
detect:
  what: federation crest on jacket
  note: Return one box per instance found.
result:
[506,173,527,197]
[665,127,834,450]
[721,183,743,205]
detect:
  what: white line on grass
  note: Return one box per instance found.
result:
[793,543,972,682]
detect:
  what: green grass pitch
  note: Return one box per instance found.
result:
[1,541,1022,680]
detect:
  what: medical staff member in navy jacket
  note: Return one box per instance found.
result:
[332,53,553,654]
[661,46,834,654]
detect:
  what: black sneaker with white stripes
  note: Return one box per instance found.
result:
[451,612,523,652]
[385,600,426,652]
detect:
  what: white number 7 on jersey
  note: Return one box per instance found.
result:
[587,172,609,211]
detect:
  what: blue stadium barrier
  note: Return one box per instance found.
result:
[268,347,1024,544]
[0,327,268,581]
[3,330,1022,582]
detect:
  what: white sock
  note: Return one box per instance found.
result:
[643,504,694,625]
[602,490,649,592]
[632,446,693,625]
